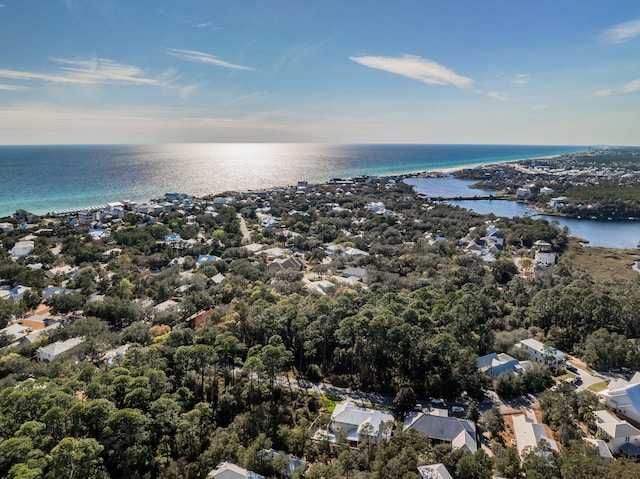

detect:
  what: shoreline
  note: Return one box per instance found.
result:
[0,148,588,218]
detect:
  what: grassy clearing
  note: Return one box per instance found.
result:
[567,240,639,283]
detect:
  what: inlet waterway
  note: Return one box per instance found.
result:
[405,177,640,249]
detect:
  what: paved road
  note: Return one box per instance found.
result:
[565,355,607,392]
[275,375,394,408]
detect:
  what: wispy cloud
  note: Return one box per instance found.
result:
[350,54,473,88]
[595,89,614,97]
[225,91,267,105]
[595,78,640,96]
[194,21,219,29]
[512,73,529,85]
[0,56,167,86]
[486,91,509,101]
[179,84,199,100]
[621,79,640,93]
[531,104,548,110]
[0,84,29,91]
[165,48,253,71]
[600,19,640,44]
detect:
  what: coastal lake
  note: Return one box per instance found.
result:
[405,177,640,249]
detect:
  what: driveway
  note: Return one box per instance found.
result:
[565,355,608,392]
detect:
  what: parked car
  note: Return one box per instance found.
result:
[566,364,578,373]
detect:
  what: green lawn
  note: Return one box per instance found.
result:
[588,381,609,393]
[322,394,342,413]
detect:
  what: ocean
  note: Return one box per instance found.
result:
[0,143,583,217]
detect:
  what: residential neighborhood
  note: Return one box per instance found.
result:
[0,172,639,478]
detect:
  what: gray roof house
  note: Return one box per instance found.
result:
[477,352,530,379]
[404,413,477,452]
[36,337,84,363]
[593,409,640,458]
[512,414,558,458]
[206,462,265,479]
[330,400,395,444]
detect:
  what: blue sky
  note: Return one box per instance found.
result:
[0,0,639,145]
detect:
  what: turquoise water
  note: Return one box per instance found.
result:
[0,143,583,217]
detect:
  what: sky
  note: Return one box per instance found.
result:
[0,0,639,145]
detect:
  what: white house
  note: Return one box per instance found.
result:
[0,222,14,233]
[516,338,565,366]
[535,250,557,266]
[593,409,640,458]
[330,401,394,444]
[534,240,556,266]
[0,323,32,341]
[37,337,84,363]
[304,280,335,295]
[206,462,265,479]
[260,216,280,228]
[9,285,31,302]
[10,240,34,259]
[600,372,640,426]
[417,464,453,479]
[512,414,558,458]
[164,233,182,244]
